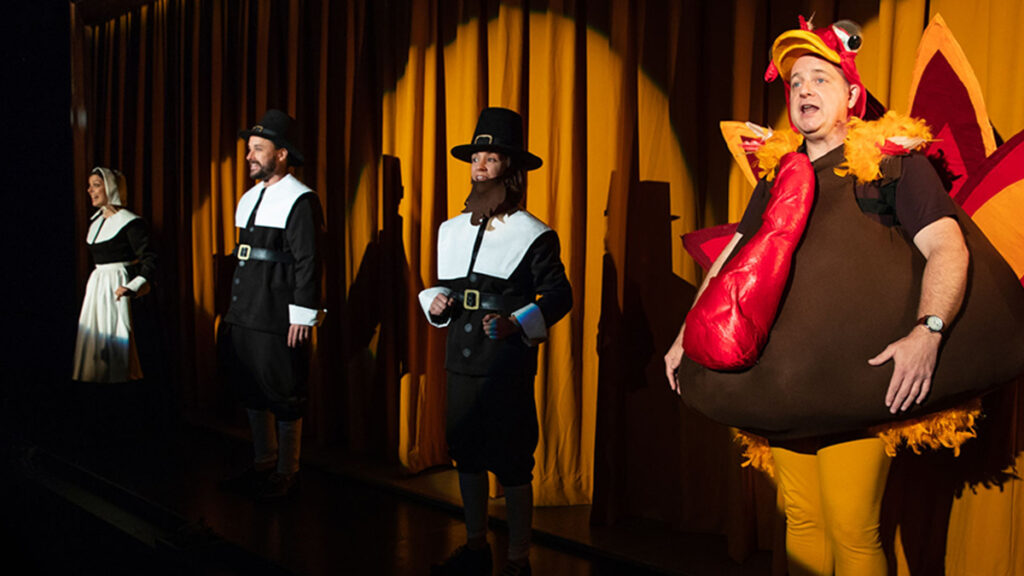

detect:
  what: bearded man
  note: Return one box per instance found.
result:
[219,109,324,501]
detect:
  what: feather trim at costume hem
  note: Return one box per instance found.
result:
[872,399,981,457]
[733,401,980,478]
[733,429,775,478]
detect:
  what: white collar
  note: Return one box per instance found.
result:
[437,211,551,280]
[234,173,313,229]
[87,208,139,244]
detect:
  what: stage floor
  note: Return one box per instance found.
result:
[1,385,771,576]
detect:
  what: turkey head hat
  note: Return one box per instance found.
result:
[765,16,867,122]
[451,107,543,171]
[238,109,305,167]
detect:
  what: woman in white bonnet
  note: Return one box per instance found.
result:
[72,167,157,383]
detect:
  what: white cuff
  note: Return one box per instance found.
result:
[419,287,453,327]
[511,302,547,345]
[125,276,148,294]
[289,304,326,326]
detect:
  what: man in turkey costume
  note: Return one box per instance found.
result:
[419,107,572,576]
[664,18,1024,576]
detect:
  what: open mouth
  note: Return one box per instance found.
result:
[800,104,819,114]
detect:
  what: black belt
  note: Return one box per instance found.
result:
[452,289,526,311]
[234,243,294,264]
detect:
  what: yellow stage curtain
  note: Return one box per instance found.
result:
[71,0,1024,572]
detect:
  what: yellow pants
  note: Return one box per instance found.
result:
[771,437,891,576]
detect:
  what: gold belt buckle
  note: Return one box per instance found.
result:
[237,244,252,261]
[463,289,480,310]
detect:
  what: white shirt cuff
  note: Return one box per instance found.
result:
[289,304,326,326]
[125,276,148,293]
[419,287,453,327]
[511,302,547,345]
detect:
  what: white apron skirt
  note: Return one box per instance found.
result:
[72,262,142,382]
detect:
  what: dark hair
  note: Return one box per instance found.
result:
[499,155,526,209]
[278,142,296,168]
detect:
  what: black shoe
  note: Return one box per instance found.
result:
[430,543,492,575]
[218,465,275,496]
[254,471,300,501]
[498,560,530,576]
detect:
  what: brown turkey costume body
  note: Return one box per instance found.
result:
[678,143,1024,442]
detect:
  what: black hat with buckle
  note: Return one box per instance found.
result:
[238,109,305,166]
[451,107,542,171]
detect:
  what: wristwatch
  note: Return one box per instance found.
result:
[917,315,945,334]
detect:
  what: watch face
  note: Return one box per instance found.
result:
[926,315,944,332]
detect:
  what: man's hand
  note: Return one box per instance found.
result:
[868,326,941,413]
[869,215,968,414]
[664,325,686,395]
[114,286,136,301]
[429,293,454,317]
[288,324,311,348]
[481,314,519,340]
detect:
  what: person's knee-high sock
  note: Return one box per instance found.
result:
[504,483,533,562]
[276,417,302,475]
[247,409,277,468]
[458,471,489,543]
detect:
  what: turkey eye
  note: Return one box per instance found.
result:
[831,20,863,53]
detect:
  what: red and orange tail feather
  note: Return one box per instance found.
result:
[909,14,997,200]
[720,121,766,189]
[682,223,738,272]
[955,131,1024,286]
[910,14,1024,286]
[684,122,775,271]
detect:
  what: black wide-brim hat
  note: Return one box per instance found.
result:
[238,109,305,167]
[451,107,543,171]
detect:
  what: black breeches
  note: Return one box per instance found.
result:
[446,371,539,486]
[218,322,308,421]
